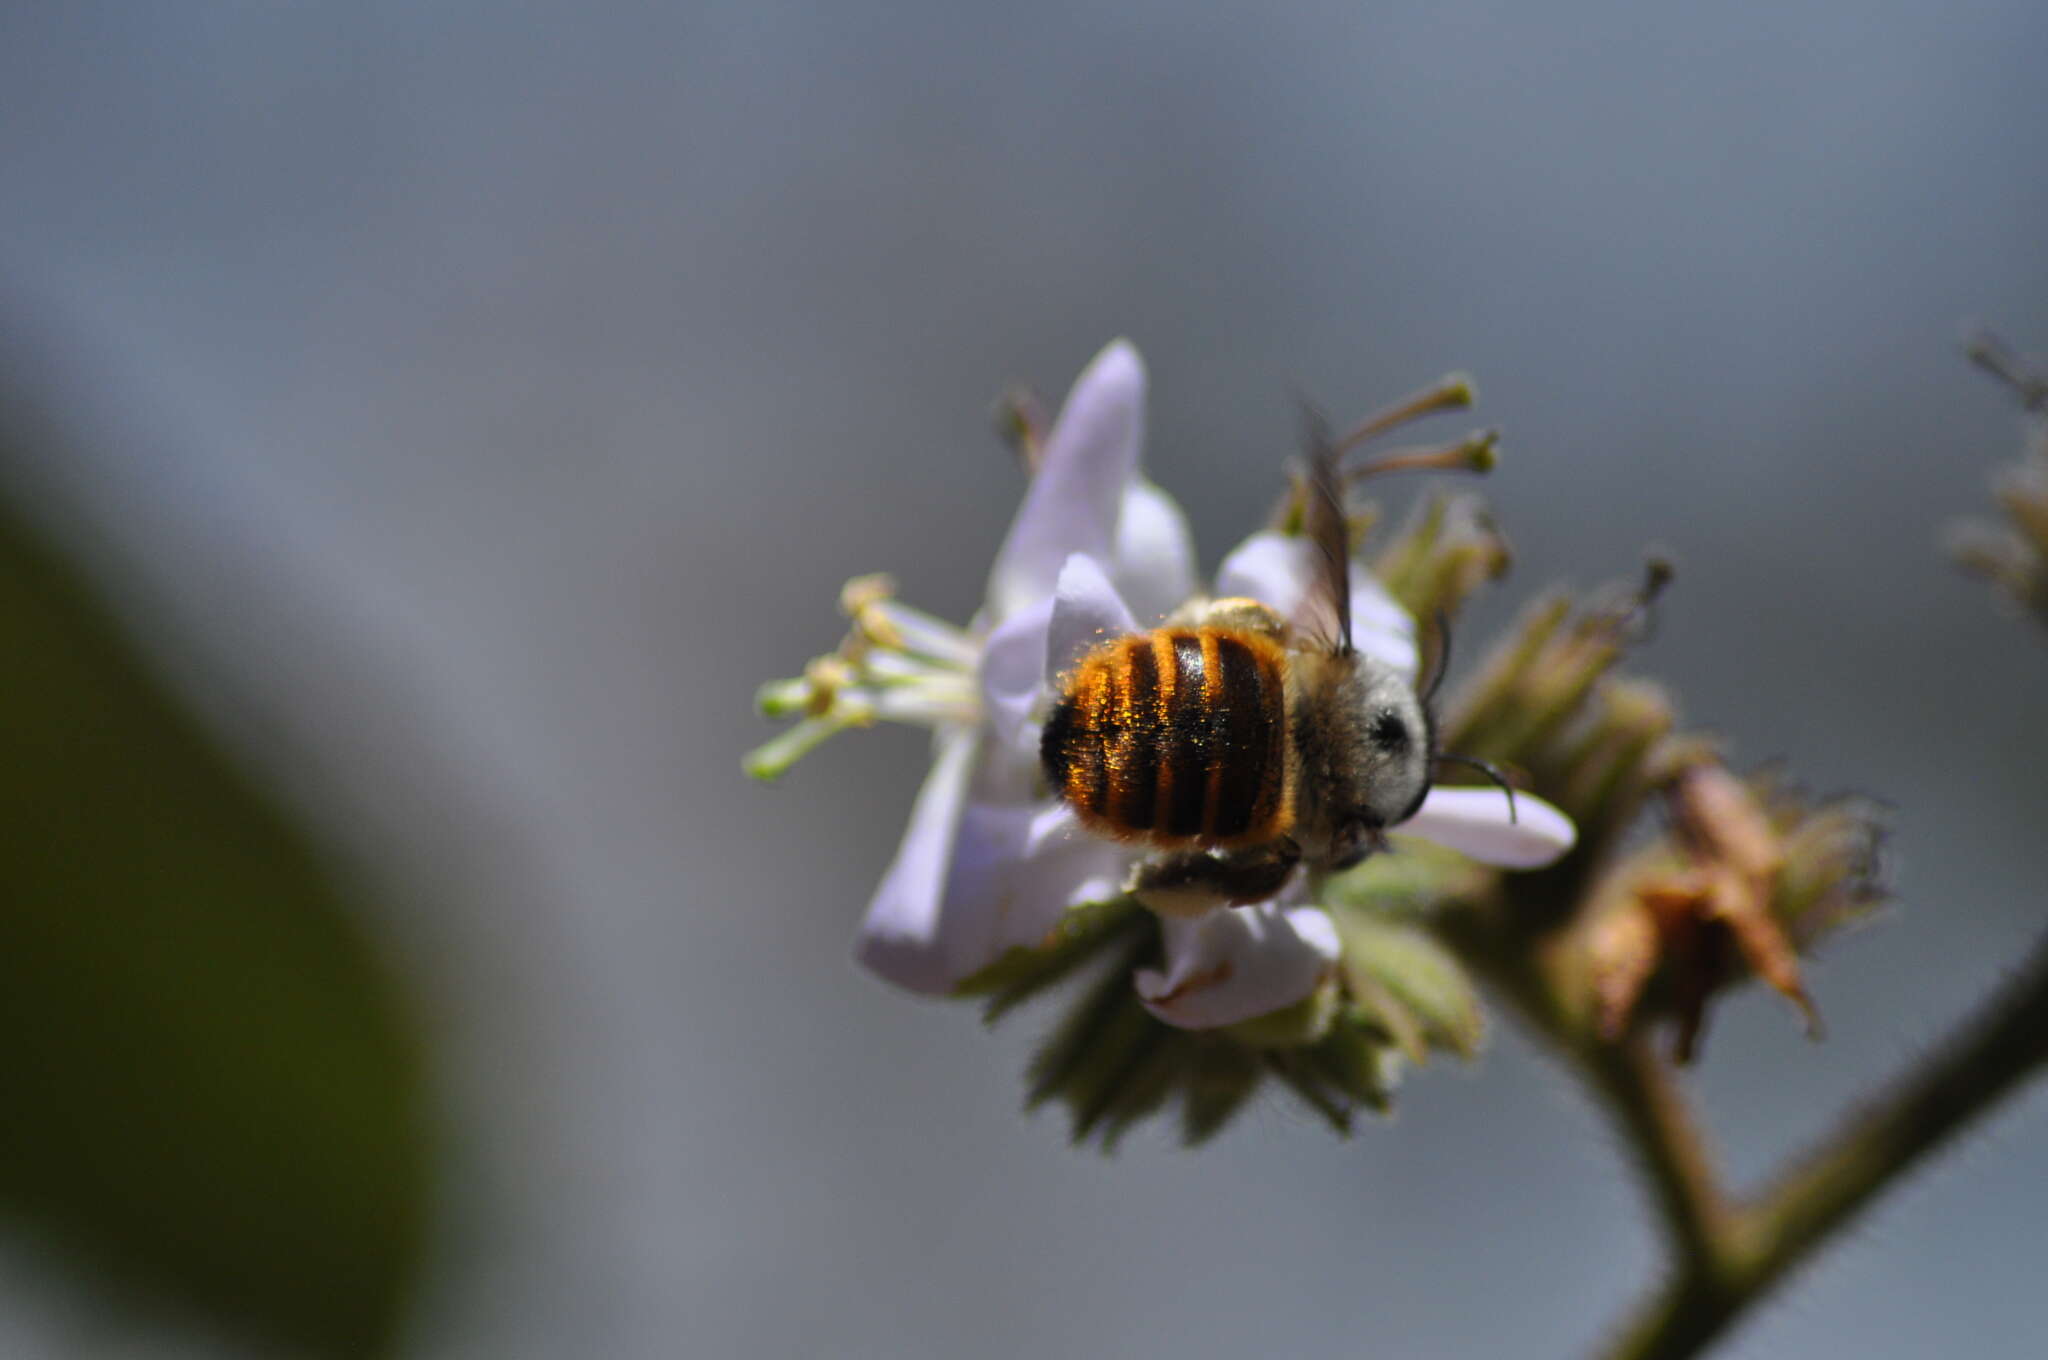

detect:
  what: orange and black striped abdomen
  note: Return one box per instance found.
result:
[1040,627,1291,847]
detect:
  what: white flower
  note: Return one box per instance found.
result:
[1133,883,1342,1030]
[751,338,1577,1027]
[847,340,1196,994]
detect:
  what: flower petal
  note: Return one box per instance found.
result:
[986,340,1146,621]
[1348,571,1418,675]
[1135,902,1341,1030]
[1398,786,1578,868]
[1111,478,1197,625]
[1213,530,1307,614]
[995,803,1137,951]
[978,596,1054,770]
[855,725,982,993]
[1044,553,1139,688]
[1212,531,1418,677]
[859,777,1137,994]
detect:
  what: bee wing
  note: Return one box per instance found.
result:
[1295,401,1354,658]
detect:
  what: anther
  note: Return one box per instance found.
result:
[1346,429,1500,484]
[803,656,856,717]
[839,573,897,618]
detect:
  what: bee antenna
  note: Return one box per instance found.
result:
[1434,752,1519,824]
[1420,608,1453,708]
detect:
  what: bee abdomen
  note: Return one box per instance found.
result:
[1040,627,1289,847]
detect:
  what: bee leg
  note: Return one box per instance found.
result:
[1128,838,1302,917]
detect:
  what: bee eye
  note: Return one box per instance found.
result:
[1369,710,1409,750]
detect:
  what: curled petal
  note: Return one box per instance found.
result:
[987,340,1146,622]
[855,726,982,993]
[859,777,1136,994]
[1398,786,1577,868]
[1213,531,1418,678]
[1112,479,1198,625]
[1136,903,1341,1030]
[1044,553,1139,689]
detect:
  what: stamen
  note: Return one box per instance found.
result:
[864,601,978,667]
[803,656,856,716]
[743,710,868,781]
[1347,429,1500,484]
[755,676,815,718]
[854,604,904,651]
[1334,372,1477,453]
[857,650,932,681]
[874,681,979,726]
[839,572,897,617]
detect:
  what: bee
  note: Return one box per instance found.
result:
[1040,406,1507,914]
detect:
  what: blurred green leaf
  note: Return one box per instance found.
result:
[0,465,429,1354]
[954,896,1146,1023]
[1335,914,1487,1061]
[1301,1009,1403,1114]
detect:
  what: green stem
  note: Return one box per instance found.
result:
[1749,927,2048,1277]
[1461,923,1733,1282]
[1577,1039,1733,1274]
[1597,927,2048,1360]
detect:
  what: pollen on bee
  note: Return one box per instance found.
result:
[1044,625,1292,850]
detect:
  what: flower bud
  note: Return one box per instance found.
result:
[1439,565,1679,854]
[1582,764,1888,1062]
[1371,493,1513,624]
[988,900,1422,1147]
[1953,331,2048,624]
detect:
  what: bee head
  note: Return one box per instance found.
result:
[1315,654,1435,870]
[1356,661,1436,821]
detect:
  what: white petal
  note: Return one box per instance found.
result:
[978,596,1053,762]
[1213,530,1309,614]
[992,803,1138,953]
[1135,903,1341,1030]
[855,725,982,993]
[1347,570,1419,678]
[1213,531,1418,678]
[986,340,1146,621]
[861,789,1044,993]
[1397,786,1578,868]
[859,776,1137,994]
[1112,479,1197,625]
[1044,553,1138,688]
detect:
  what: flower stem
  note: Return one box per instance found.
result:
[1577,1038,1732,1274]
[1596,926,2048,1360]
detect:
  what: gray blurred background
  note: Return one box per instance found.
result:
[2,2,2046,1356]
